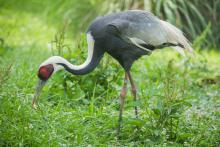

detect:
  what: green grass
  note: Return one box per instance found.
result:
[1,3,220,146]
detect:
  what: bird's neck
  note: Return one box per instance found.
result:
[55,33,104,75]
[57,48,104,75]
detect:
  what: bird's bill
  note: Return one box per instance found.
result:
[32,79,46,109]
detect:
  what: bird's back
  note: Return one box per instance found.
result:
[87,10,158,37]
[88,10,192,53]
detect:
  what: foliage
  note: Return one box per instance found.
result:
[1,0,219,48]
[0,0,220,146]
[0,65,11,90]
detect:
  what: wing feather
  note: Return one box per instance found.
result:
[107,10,193,54]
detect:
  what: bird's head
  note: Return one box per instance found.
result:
[32,56,65,109]
[38,64,54,81]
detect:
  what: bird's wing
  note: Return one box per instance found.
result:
[107,11,193,54]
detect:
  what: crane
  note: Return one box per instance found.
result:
[32,10,193,135]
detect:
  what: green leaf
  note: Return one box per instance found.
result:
[152,108,161,115]
[125,118,145,127]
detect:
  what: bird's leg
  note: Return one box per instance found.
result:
[117,72,128,136]
[127,72,138,119]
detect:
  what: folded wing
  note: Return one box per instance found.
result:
[107,11,193,54]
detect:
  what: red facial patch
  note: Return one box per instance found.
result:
[38,64,54,81]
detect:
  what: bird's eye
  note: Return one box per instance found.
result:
[38,64,54,81]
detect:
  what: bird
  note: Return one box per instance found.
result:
[32,10,193,135]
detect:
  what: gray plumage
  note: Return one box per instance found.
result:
[86,10,193,71]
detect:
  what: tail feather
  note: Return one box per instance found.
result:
[160,20,193,54]
[173,46,186,56]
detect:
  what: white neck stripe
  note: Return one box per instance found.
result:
[68,32,95,70]
[40,32,95,72]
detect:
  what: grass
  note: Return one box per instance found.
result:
[0,3,220,146]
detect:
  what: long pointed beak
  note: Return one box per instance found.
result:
[32,79,46,109]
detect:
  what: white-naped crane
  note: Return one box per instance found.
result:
[32,10,193,135]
